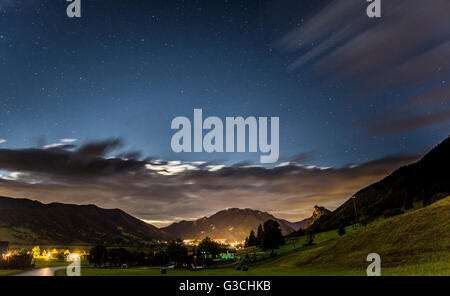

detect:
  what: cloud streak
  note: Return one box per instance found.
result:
[367,110,450,135]
[277,0,450,135]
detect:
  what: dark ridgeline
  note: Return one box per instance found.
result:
[0,196,167,245]
[311,135,450,232]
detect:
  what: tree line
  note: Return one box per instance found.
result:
[244,219,285,255]
[0,250,33,269]
[88,237,228,269]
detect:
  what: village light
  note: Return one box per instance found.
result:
[67,253,80,261]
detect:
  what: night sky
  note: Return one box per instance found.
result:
[0,0,448,225]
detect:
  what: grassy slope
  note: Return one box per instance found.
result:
[55,197,449,276]
[252,196,450,275]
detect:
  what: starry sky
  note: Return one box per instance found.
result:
[0,0,448,225]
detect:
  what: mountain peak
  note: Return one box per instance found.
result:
[312,206,331,218]
[163,208,295,241]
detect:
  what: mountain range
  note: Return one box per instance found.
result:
[0,135,448,245]
[0,196,326,244]
[0,196,167,246]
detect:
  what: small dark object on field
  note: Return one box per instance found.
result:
[235,266,241,270]
[242,266,248,271]
[160,267,167,274]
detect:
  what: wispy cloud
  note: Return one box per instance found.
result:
[43,143,67,149]
[277,0,450,135]
[0,139,6,144]
[43,138,78,150]
[278,0,450,88]
[60,138,77,143]
[366,110,450,135]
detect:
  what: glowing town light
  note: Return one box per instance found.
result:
[67,253,80,262]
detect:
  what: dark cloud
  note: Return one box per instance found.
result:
[358,82,450,135]
[0,138,146,178]
[75,138,123,158]
[0,139,420,225]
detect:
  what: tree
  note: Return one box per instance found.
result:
[198,237,221,263]
[286,236,297,248]
[256,224,263,246]
[167,240,189,268]
[261,220,284,255]
[153,249,169,267]
[107,248,120,267]
[403,195,413,210]
[56,251,66,262]
[383,208,404,218]
[116,248,131,266]
[247,230,257,247]
[338,224,346,236]
[31,246,41,259]
[295,228,306,237]
[304,229,315,247]
[88,245,107,267]
[423,194,431,207]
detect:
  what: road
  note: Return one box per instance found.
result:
[16,266,66,276]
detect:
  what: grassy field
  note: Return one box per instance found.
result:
[55,197,450,276]
[55,266,362,276]
[0,269,23,276]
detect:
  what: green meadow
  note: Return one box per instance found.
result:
[55,197,450,276]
